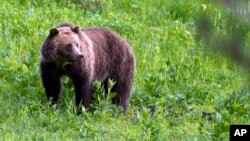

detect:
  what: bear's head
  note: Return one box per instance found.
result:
[41,25,84,64]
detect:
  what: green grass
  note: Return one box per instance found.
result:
[1,0,250,140]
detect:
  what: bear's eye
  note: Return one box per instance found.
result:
[76,44,81,49]
[66,44,72,51]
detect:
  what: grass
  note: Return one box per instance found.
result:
[1,0,250,140]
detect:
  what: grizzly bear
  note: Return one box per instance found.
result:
[40,23,135,113]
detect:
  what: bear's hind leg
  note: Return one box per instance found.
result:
[112,81,132,111]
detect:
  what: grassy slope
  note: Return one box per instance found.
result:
[0,0,250,140]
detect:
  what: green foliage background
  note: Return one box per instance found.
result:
[0,0,250,140]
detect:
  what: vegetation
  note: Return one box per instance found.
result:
[0,0,250,140]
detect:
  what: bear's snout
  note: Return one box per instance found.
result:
[77,54,84,59]
[71,46,84,60]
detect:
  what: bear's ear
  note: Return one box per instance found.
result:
[49,28,59,37]
[72,26,80,33]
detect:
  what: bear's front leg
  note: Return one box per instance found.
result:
[72,77,92,114]
[40,62,62,104]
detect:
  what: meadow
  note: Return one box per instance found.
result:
[1,0,250,140]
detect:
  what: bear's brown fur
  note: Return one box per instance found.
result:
[40,23,135,113]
